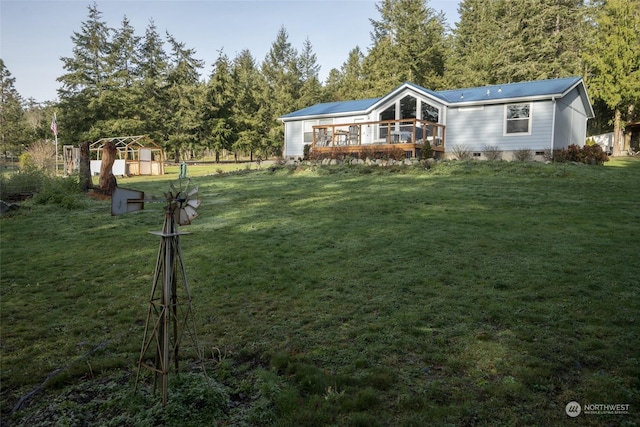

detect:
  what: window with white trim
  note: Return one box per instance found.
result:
[505,103,531,134]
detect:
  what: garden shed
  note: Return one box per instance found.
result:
[89,135,165,176]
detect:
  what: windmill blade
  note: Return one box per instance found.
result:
[183,205,198,223]
[176,206,198,225]
[186,199,201,209]
[188,185,199,197]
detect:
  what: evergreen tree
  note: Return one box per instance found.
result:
[92,16,144,138]
[261,26,301,157]
[448,0,588,87]
[137,20,170,144]
[323,68,343,101]
[165,32,204,161]
[298,38,324,107]
[202,50,235,162]
[492,0,588,82]
[231,49,265,160]
[584,0,640,154]
[446,0,502,87]
[363,0,448,95]
[338,46,367,100]
[0,60,29,158]
[107,16,141,88]
[57,2,111,142]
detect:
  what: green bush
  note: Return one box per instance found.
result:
[420,141,434,159]
[33,175,86,209]
[0,169,85,209]
[0,168,49,200]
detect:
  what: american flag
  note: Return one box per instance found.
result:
[50,113,58,137]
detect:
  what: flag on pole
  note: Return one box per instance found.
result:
[50,113,58,137]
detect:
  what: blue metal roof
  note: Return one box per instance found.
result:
[437,76,583,104]
[280,77,585,119]
[279,97,381,119]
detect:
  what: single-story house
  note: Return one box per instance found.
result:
[279,76,595,161]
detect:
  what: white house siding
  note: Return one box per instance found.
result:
[446,100,554,154]
[553,88,589,150]
[284,121,304,158]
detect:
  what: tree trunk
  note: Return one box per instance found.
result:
[624,104,635,152]
[612,107,623,157]
[98,141,117,196]
[79,141,93,193]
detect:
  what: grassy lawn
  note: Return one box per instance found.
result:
[1,158,639,426]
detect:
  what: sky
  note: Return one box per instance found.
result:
[1,0,460,104]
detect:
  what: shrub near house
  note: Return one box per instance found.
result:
[555,144,609,165]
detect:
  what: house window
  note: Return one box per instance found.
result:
[303,121,315,144]
[400,95,417,119]
[422,103,439,123]
[505,104,531,134]
[379,104,396,139]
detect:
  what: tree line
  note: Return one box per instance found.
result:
[1,0,638,162]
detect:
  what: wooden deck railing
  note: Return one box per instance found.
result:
[311,119,445,159]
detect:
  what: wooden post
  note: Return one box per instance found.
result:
[79,141,93,193]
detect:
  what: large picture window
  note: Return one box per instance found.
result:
[505,104,531,134]
[422,104,439,123]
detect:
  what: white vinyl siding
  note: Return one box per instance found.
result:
[446,101,554,152]
[553,87,589,150]
[284,121,304,158]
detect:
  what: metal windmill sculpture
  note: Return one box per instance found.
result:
[111,176,204,406]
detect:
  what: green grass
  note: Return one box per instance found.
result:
[2,158,639,426]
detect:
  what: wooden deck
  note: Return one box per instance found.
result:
[311,118,445,159]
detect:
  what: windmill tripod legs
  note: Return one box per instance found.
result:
[134,210,204,406]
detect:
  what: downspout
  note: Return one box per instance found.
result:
[550,96,557,155]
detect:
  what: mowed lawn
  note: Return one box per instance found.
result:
[1,158,639,426]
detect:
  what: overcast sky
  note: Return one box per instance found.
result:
[1,0,460,103]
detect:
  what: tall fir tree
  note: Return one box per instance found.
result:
[0,60,29,157]
[231,49,266,160]
[137,19,170,144]
[165,32,204,161]
[584,0,640,154]
[336,47,367,100]
[57,2,112,142]
[446,0,502,87]
[363,0,448,95]
[448,0,588,87]
[261,26,301,157]
[92,16,144,137]
[492,0,588,82]
[202,50,235,162]
[298,38,324,108]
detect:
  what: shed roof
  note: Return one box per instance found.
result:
[89,135,161,150]
[280,76,592,120]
